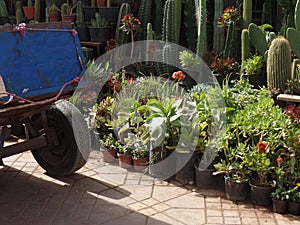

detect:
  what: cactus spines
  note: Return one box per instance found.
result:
[248,23,268,60]
[213,0,224,52]
[162,0,176,43]
[16,8,22,24]
[174,0,182,44]
[136,0,152,41]
[195,0,206,57]
[242,0,252,29]
[115,3,131,46]
[267,37,292,92]
[223,21,235,59]
[0,0,8,17]
[241,28,250,63]
[34,0,40,21]
[146,23,154,64]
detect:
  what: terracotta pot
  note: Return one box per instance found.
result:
[61,14,76,22]
[132,157,148,172]
[249,180,275,206]
[272,199,288,214]
[23,6,35,19]
[118,154,132,169]
[102,150,117,163]
[97,0,107,7]
[48,13,61,22]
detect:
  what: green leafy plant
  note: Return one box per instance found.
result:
[242,54,265,74]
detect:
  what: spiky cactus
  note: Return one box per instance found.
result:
[213,0,224,52]
[194,0,206,57]
[146,23,154,64]
[136,0,152,41]
[174,0,182,44]
[184,0,196,51]
[115,3,131,46]
[162,0,176,43]
[34,0,40,21]
[0,0,8,17]
[267,37,292,92]
[291,59,300,79]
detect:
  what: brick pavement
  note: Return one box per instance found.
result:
[0,150,299,225]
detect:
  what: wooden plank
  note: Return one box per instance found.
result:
[277,94,300,103]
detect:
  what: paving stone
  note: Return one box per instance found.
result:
[206,216,224,224]
[103,213,147,225]
[151,203,171,212]
[163,208,205,225]
[147,213,185,225]
[165,192,205,208]
[224,216,241,224]
[206,209,223,217]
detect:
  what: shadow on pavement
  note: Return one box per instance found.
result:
[0,166,170,225]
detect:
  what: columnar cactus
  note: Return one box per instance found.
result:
[291,59,300,79]
[115,3,131,46]
[154,0,163,36]
[34,0,40,21]
[174,0,182,44]
[194,0,206,57]
[223,21,235,59]
[242,0,252,29]
[136,0,152,41]
[162,0,176,43]
[213,0,224,53]
[267,37,292,92]
[146,23,154,64]
[184,0,196,51]
[241,28,250,63]
[76,1,84,27]
[16,0,23,24]
[0,0,8,17]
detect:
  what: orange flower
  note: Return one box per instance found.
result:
[296,183,300,188]
[257,141,267,153]
[172,71,185,81]
[277,157,284,166]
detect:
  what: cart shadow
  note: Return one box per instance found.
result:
[0,166,169,225]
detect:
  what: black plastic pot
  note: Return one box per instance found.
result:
[0,16,9,25]
[225,177,249,201]
[272,199,288,214]
[243,73,267,89]
[249,180,275,206]
[98,7,119,23]
[288,201,300,216]
[175,152,197,185]
[89,26,110,42]
[194,164,222,189]
[76,26,90,42]
[83,6,98,21]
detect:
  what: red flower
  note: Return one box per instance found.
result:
[128,77,134,84]
[172,71,186,81]
[257,141,267,153]
[277,157,284,166]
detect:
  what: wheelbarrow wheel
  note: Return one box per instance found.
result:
[31,100,91,176]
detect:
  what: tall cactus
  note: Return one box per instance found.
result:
[154,0,163,36]
[241,28,250,63]
[213,0,224,53]
[194,0,206,57]
[223,21,235,59]
[267,37,292,92]
[0,0,8,17]
[34,0,40,21]
[242,0,252,29]
[136,0,152,41]
[291,59,300,79]
[174,0,182,44]
[162,0,176,43]
[184,0,196,51]
[76,1,84,27]
[115,3,131,46]
[146,23,154,64]
[16,0,23,24]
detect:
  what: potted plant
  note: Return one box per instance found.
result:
[83,0,98,22]
[23,0,35,20]
[59,0,77,22]
[88,12,110,42]
[98,0,119,23]
[99,133,118,163]
[242,54,266,88]
[117,143,132,169]
[0,0,9,25]
[48,3,60,22]
[75,0,90,41]
[271,187,289,214]
[286,183,300,216]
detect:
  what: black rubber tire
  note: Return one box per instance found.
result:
[31,100,90,176]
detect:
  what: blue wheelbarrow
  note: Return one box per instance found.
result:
[0,22,90,176]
